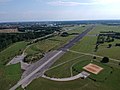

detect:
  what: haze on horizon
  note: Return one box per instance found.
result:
[0,0,120,22]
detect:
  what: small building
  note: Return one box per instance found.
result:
[79,71,90,79]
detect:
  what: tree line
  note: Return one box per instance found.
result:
[0,27,61,51]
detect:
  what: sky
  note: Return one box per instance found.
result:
[0,0,120,22]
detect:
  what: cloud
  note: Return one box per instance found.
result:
[93,0,120,4]
[48,0,120,6]
[48,1,97,6]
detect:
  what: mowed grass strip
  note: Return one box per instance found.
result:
[67,25,89,34]
[22,77,90,90]
[0,41,27,65]
[70,36,97,53]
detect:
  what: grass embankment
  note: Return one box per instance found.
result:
[0,41,27,65]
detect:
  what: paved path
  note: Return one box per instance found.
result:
[7,54,26,66]
[69,50,120,62]
[47,55,85,71]
[42,73,84,82]
[10,50,63,90]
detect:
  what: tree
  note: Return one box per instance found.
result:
[61,32,69,37]
[119,63,120,65]
[101,57,109,63]
[108,44,112,48]
[93,56,96,59]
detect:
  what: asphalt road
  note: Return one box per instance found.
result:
[10,25,95,90]
[59,25,95,51]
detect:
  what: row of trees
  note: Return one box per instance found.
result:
[0,27,61,51]
[95,34,115,52]
[97,35,114,44]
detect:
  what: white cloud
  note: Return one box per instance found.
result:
[93,0,120,4]
[48,1,97,6]
[48,0,120,6]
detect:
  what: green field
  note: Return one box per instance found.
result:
[71,36,97,53]
[45,55,93,78]
[73,60,113,81]
[0,64,22,90]
[71,25,120,59]
[25,39,60,55]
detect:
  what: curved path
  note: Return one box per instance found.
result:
[42,73,85,82]
[68,50,120,62]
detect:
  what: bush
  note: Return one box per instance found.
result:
[61,32,69,37]
[101,57,109,63]
[93,56,96,59]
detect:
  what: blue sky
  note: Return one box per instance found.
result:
[0,0,120,22]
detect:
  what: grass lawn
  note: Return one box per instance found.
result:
[25,39,60,55]
[45,55,93,78]
[0,64,22,90]
[0,41,27,65]
[0,41,27,90]
[71,25,120,60]
[88,25,120,35]
[71,36,97,53]
[96,39,120,60]
[67,25,89,34]
[73,60,113,81]
[18,66,120,90]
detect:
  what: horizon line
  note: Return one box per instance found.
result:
[1,19,120,23]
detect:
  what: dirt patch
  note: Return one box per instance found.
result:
[83,63,103,74]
